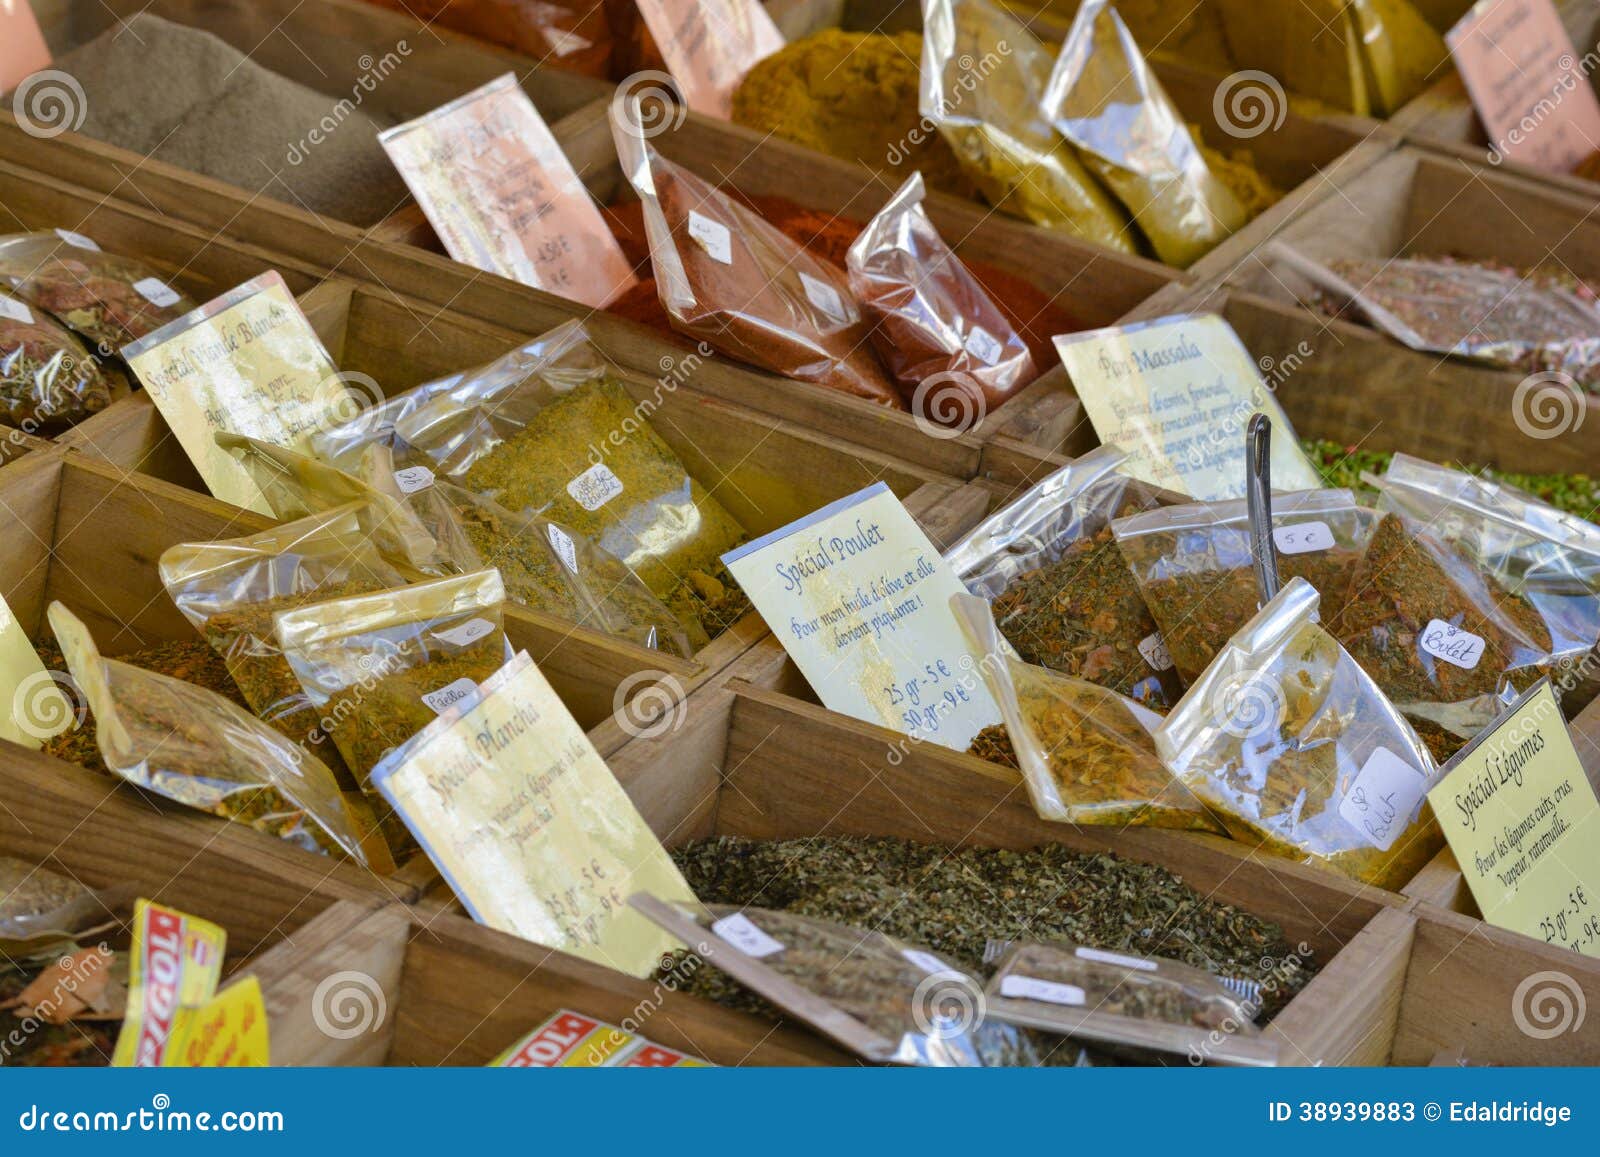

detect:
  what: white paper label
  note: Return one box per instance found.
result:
[1138,632,1174,672]
[1419,619,1486,670]
[901,948,955,975]
[55,229,100,251]
[1340,746,1429,852]
[1075,946,1159,972]
[421,676,479,715]
[393,465,435,494]
[432,617,496,647]
[712,913,785,958]
[544,27,585,56]
[0,296,33,325]
[1273,520,1335,555]
[132,277,181,308]
[964,325,1004,367]
[999,975,1086,1006]
[567,462,624,512]
[798,271,845,321]
[548,525,579,574]
[687,211,733,266]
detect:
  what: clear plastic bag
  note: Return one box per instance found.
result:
[945,445,1182,710]
[1113,488,1382,685]
[0,857,128,957]
[0,292,120,429]
[1269,243,1600,381]
[845,172,1037,418]
[1041,1,1247,267]
[158,501,412,789]
[1156,577,1444,890]
[45,603,366,863]
[954,593,1224,832]
[275,568,512,792]
[920,0,1134,251]
[0,232,195,353]
[984,940,1278,1066]
[611,109,899,407]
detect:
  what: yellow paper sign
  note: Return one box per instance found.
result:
[170,976,270,1067]
[121,272,355,515]
[1054,314,1323,501]
[112,900,227,1067]
[0,591,70,750]
[370,652,695,978]
[1428,680,1600,956]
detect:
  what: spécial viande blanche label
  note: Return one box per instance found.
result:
[721,482,1002,751]
[1428,680,1600,957]
[1054,313,1323,502]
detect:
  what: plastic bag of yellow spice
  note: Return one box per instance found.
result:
[920,0,1135,252]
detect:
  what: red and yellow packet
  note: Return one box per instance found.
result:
[491,1010,708,1068]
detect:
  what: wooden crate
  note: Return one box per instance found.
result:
[239,901,848,1066]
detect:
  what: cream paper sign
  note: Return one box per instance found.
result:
[122,272,354,516]
[0,1,51,92]
[380,74,636,308]
[722,483,1001,751]
[633,0,785,119]
[1428,680,1600,957]
[1055,314,1323,501]
[370,652,693,978]
[0,591,68,750]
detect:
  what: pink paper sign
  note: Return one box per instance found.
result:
[1,1,52,93]
[1448,0,1600,172]
[633,0,785,120]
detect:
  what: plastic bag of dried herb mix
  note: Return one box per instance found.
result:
[630,896,1073,1067]
[45,603,366,863]
[945,444,1181,710]
[0,291,121,429]
[275,568,512,791]
[1156,577,1444,890]
[379,321,748,604]
[984,941,1278,1067]
[1113,488,1382,687]
[0,857,128,960]
[953,593,1224,832]
[0,232,195,353]
[158,501,412,789]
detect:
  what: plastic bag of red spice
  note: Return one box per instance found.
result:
[847,172,1036,423]
[0,291,119,429]
[610,101,902,408]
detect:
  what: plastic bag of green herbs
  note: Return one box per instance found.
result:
[0,292,121,429]
[0,857,128,961]
[1113,488,1382,686]
[1156,577,1444,890]
[920,0,1134,252]
[45,603,366,863]
[630,896,1081,1067]
[1040,0,1247,267]
[380,320,748,601]
[953,593,1224,832]
[275,568,512,792]
[158,500,412,791]
[0,232,196,353]
[945,444,1181,710]
[984,941,1279,1066]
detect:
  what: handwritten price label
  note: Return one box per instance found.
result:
[712,913,786,958]
[999,974,1086,1006]
[1272,520,1335,555]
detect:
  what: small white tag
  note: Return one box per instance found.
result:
[393,465,435,494]
[687,211,732,265]
[1419,619,1486,670]
[798,271,846,321]
[1075,946,1158,972]
[1273,520,1335,555]
[547,525,579,574]
[567,462,624,512]
[0,296,33,325]
[901,948,954,975]
[544,27,585,56]
[432,617,496,647]
[711,913,785,958]
[1339,746,1429,852]
[132,277,181,308]
[999,974,1086,1006]
[55,229,100,251]
[964,325,1004,367]
[1138,632,1174,672]
[421,676,479,715]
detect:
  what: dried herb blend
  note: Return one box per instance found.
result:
[0,297,117,429]
[0,233,194,353]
